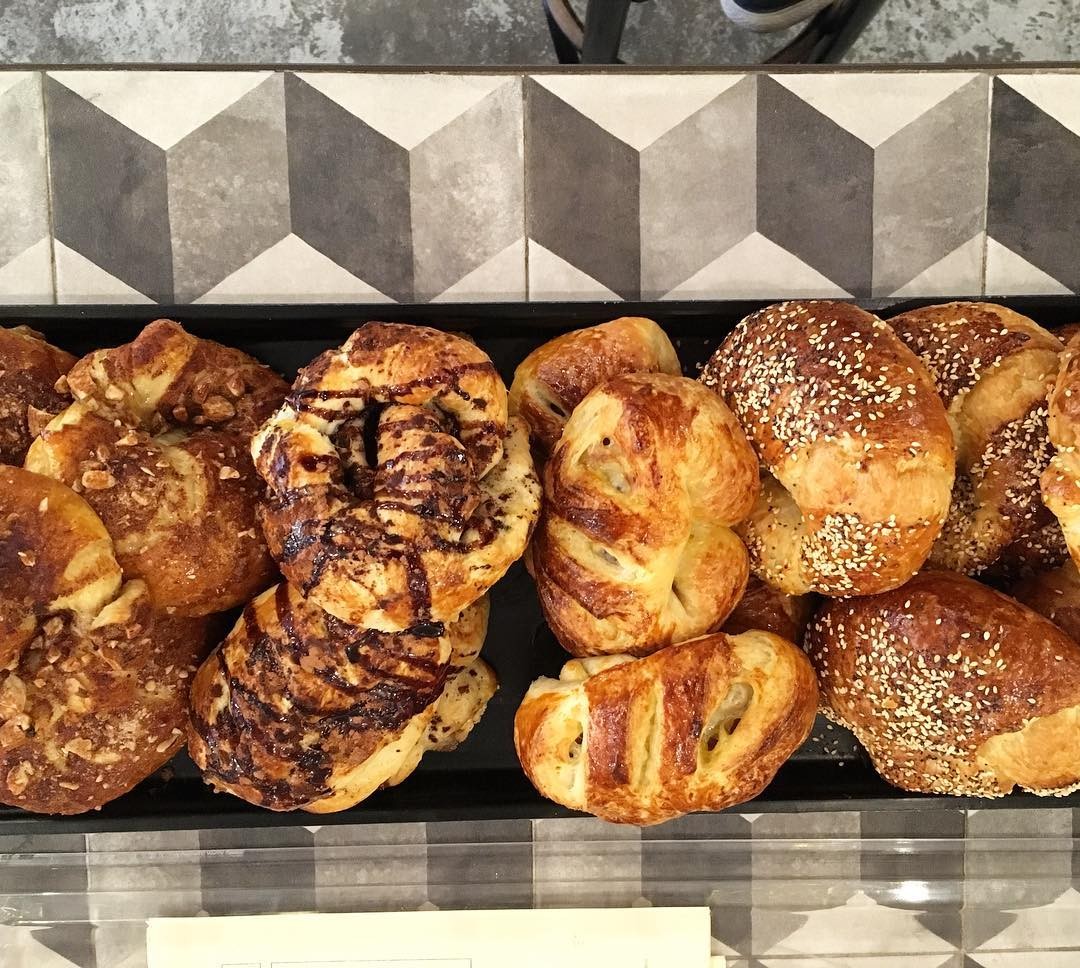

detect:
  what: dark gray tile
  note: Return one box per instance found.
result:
[757,75,874,297]
[167,73,290,300]
[425,819,532,909]
[198,826,316,916]
[45,75,173,301]
[525,77,640,300]
[285,72,412,301]
[988,76,1080,294]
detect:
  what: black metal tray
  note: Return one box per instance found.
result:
[2,295,1077,834]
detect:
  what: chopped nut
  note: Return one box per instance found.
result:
[16,550,35,567]
[131,492,151,507]
[0,676,27,719]
[144,680,157,693]
[218,465,241,480]
[54,374,70,395]
[116,430,140,447]
[57,781,80,791]
[26,405,54,437]
[0,716,30,749]
[37,497,48,513]
[6,761,32,795]
[202,395,236,422]
[64,738,93,760]
[81,469,116,490]
[155,738,174,754]
[225,372,246,398]
[43,616,64,638]
[172,404,189,422]
[104,384,125,401]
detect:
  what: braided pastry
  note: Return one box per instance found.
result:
[509,317,680,458]
[515,630,818,825]
[530,372,758,656]
[0,325,75,465]
[25,320,287,616]
[888,302,1066,579]
[702,300,955,596]
[188,582,490,812]
[0,465,210,814]
[253,323,541,632]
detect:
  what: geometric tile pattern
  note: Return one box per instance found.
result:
[4,810,1080,967]
[43,70,525,304]
[987,75,1080,297]
[0,72,52,303]
[0,68,1079,304]
[526,71,992,301]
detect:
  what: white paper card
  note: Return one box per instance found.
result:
[147,907,715,968]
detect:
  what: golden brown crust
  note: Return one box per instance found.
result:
[1042,328,1080,579]
[254,323,540,631]
[25,321,286,616]
[530,373,758,656]
[805,571,1080,797]
[722,576,816,644]
[514,630,818,825]
[0,466,210,814]
[509,317,681,457]
[1012,560,1080,642]
[187,583,488,812]
[702,300,955,596]
[0,325,75,466]
[889,302,1066,578]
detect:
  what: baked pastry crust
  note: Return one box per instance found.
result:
[254,323,540,631]
[1012,559,1080,642]
[889,302,1066,579]
[530,372,758,656]
[0,466,209,814]
[0,325,75,466]
[702,300,955,596]
[509,317,681,457]
[722,576,816,645]
[806,570,1080,797]
[515,630,818,825]
[25,320,286,615]
[188,583,489,812]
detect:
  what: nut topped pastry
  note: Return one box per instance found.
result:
[0,465,209,814]
[889,301,1066,579]
[25,320,287,616]
[509,317,681,457]
[530,372,759,656]
[702,300,955,597]
[253,322,541,632]
[0,325,75,466]
[806,570,1080,797]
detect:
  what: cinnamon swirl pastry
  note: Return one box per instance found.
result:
[0,325,75,466]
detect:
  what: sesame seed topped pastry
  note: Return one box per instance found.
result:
[509,317,681,459]
[25,320,287,616]
[701,300,955,597]
[514,630,818,825]
[253,323,541,633]
[889,302,1066,580]
[530,372,759,657]
[806,571,1080,798]
[0,325,76,466]
[1012,559,1080,643]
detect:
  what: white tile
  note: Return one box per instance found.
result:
[985,237,1071,295]
[889,234,985,297]
[527,238,621,301]
[0,237,53,303]
[431,237,525,302]
[54,240,155,303]
[974,886,1080,952]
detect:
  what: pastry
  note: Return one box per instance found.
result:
[514,630,818,825]
[188,582,489,812]
[0,325,75,465]
[25,320,287,615]
[1012,559,1080,642]
[530,372,758,656]
[702,300,954,597]
[889,301,1066,578]
[0,465,209,814]
[806,570,1080,797]
[509,317,680,457]
[253,323,541,632]
[721,576,816,644]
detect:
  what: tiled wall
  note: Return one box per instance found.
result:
[1,68,1079,306]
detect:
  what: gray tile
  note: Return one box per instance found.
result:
[314,822,428,912]
[757,75,873,297]
[525,76,640,300]
[0,833,90,940]
[167,73,290,300]
[872,75,990,296]
[426,819,532,909]
[532,817,641,908]
[0,72,51,303]
[639,75,756,299]
[198,826,316,916]
[285,72,412,301]
[988,75,1080,293]
[410,76,524,301]
[45,74,173,301]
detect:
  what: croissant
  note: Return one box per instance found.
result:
[0,325,75,465]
